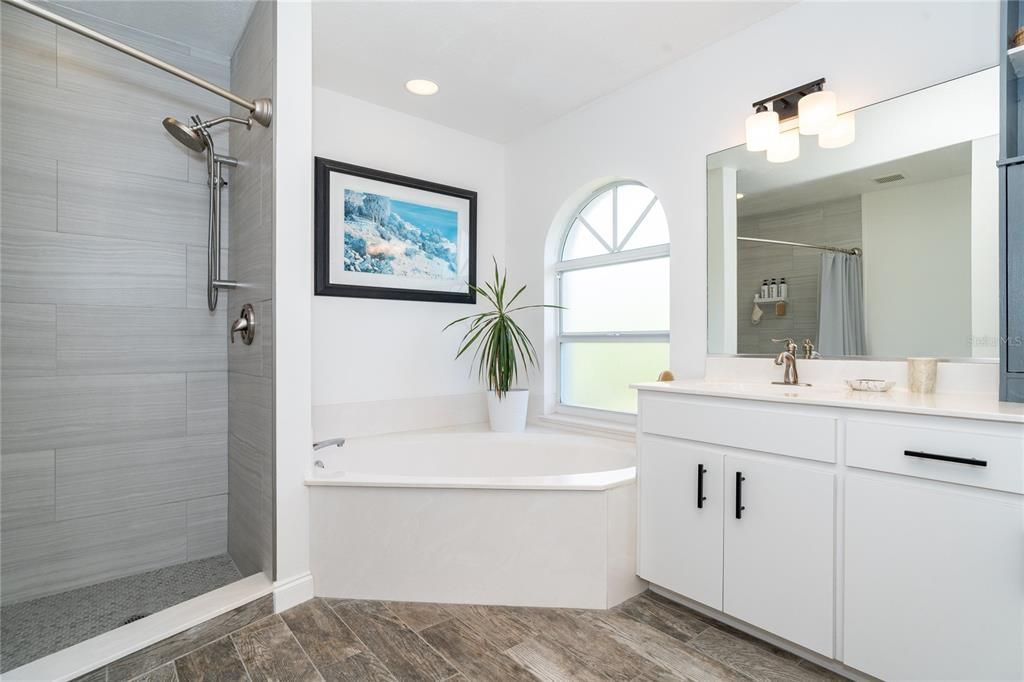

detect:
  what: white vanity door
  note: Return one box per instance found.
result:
[844,473,1024,681]
[723,454,835,657]
[638,436,724,610]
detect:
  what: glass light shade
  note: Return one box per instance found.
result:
[798,90,837,135]
[818,111,856,148]
[745,109,779,151]
[766,128,800,163]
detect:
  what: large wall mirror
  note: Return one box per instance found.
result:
[707,68,998,360]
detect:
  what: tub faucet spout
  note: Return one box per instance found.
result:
[313,437,346,451]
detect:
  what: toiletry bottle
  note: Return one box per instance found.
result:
[769,278,778,298]
[779,277,788,299]
[760,279,768,299]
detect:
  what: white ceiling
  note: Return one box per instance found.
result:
[54,0,256,58]
[312,1,795,142]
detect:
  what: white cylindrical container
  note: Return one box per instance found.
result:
[780,278,788,299]
[908,358,938,393]
[487,389,530,432]
[760,280,769,299]
[769,279,778,298]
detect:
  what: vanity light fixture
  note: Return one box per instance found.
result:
[766,128,800,163]
[405,79,439,96]
[818,111,856,148]
[745,77,853,161]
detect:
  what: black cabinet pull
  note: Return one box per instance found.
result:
[904,450,987,467]
[697,464,707,509]
[735,471,746,519]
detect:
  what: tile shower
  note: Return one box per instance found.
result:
[0,1,274,671]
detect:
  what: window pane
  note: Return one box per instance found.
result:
[560,342,669,413]
[616,184,656,246]
[562,219,607,260]
[561,257,669,333]
[620,199,669,251]
[579,189,614,248]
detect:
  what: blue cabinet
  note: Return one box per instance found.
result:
[1001,0,1024,401]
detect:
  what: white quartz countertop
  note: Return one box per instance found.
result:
[631,380,1024,424]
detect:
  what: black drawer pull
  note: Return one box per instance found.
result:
[904,450,987,467]
[697,464,707,509]
[735,471,745,519]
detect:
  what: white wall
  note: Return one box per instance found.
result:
[862,175,972,358]
[505,1,999,398]
[273,0,315,609]
[311,88,506,438]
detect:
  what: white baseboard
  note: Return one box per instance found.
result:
[273,572,315,612]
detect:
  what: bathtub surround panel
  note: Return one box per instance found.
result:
[312,487,641,609]
[312,392,488,441]
[227,0,275,580]
[308,431,645,609]
[0,4,230,607]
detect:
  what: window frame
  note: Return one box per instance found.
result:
[554,181,670,420]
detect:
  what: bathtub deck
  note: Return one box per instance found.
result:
[72,591,843,681]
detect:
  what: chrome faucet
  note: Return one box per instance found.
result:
[802,338,822,360]
[771,338,810,386]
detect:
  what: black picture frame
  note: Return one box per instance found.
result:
[314,157,477,304]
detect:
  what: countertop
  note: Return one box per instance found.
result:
[631,380,1024,424]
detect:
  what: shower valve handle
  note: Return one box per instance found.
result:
[231,304,256,345]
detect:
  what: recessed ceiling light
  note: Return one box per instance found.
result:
[736,193,745,199]
[405,79,439,96]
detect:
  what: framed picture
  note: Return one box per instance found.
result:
[314,157,477,304]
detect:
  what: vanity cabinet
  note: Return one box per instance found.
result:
[637,438,723,609]
[723,455,834,657]
[844,474,1024,681]
[635,385,1024,679]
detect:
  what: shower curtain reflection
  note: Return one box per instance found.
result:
[818,251,867,356]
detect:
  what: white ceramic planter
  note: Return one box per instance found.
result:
[487,389,529,432]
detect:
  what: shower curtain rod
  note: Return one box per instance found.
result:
[737,236,862,257]
[2,0,272,127]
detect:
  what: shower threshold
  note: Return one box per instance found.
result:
[1,555,244,673]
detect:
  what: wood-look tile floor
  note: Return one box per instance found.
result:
[114,591,847,682]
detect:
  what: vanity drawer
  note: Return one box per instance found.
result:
[641,396,836,463]
[846,417,1024,494]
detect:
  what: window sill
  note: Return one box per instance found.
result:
[534,413,636,442]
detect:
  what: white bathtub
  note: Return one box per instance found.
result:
[307,429,647,609]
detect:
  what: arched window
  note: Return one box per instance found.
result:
[555,182,670,415]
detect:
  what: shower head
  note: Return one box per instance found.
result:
[162,116,207,152]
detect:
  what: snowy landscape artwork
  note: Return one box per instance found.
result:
[315,158,476,303]
[342,190,458,280]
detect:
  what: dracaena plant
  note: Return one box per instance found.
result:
[444,259,562,399]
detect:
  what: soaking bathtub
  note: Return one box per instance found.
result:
[306,428,647,609]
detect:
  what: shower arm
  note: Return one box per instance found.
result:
[2,0,272,127]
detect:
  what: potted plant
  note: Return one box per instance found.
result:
[444,259,560,432]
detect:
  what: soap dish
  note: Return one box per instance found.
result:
[846,379,895,392]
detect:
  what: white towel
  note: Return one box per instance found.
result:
[751,303,763,325]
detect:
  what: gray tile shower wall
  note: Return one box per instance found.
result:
[0,4,231,604]
[736,197,862,355]
[227,1,276,579]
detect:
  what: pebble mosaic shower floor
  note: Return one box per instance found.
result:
[0,554,242,672]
